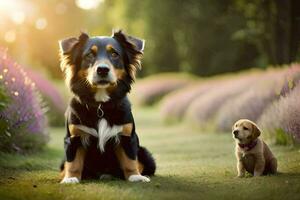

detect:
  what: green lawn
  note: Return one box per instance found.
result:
[0,107,300,200]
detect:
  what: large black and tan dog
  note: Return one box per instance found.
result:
[59,30,155,183]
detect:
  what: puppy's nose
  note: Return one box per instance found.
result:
[97,64,110,76]
[233,130,239,136]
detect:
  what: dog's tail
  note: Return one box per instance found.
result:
[138,146,156,176]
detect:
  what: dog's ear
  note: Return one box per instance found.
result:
[127,35,145,52]
[112,30,144,81]
[251,123,261,139]
[59,37,78,55]
[59,32,89,55]
[59,32,89,72]
[112,29,145,53]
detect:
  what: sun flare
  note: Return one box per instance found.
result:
[75,0,104,10]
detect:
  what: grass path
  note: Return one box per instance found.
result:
[0,107,300,200]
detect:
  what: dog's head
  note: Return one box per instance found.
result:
[59,30,144,102]
[232,119,261,144]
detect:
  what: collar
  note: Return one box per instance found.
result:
[238,139,258,151]
[85,99,119,118]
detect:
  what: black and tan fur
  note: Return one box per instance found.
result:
[59,30,155,183]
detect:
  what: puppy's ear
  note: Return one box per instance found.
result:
[251,123,261,139]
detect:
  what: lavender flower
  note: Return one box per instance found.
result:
[215,70,286,132]
[132,73,194,106]
[258,80,300,145]
[25,69,66,113]
[0,48,48,153]
[25,69,66,126]
[184,74,259,129]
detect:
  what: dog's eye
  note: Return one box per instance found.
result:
[111,51,119,59]
[243,126,249,131]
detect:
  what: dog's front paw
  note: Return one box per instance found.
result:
[60,177,80,184]
[128,175,150,182]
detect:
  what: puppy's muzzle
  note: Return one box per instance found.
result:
[233,130,239,138]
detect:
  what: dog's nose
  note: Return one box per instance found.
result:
[233,130,239,136]
[97,65,110,76]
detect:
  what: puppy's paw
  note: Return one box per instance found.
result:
[60,177,80,184]
[128,175,150,182]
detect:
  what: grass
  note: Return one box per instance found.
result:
[0,106,300,200]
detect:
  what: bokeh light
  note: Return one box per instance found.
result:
[35,18,47,30]
[75,0,104,10]
[4,30,16,43]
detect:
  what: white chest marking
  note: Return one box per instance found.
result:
[97,118,122,152]
[95,89,110,102]
[74,119,122,152]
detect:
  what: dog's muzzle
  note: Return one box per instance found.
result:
[97,64,110,77]
[233,130,239,138]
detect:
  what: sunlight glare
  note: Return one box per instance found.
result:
[0,0,24,13]
[11,11,25,24]
[75,0,104,10]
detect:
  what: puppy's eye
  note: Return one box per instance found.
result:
[111,51,119,59]
[243,126,249,131]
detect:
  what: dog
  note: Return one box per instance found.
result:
[58,30,156,183]
[232,119,277,177]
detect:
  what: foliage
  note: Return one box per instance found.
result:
[233,0,300,66]
[1,0,299,79]
[123,0,259,76]
[258,82,300,145]
[0,85,8,111]
[0,49,48,153]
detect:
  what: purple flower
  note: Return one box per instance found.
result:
[0,48,48,153]
[25,68,66,113]
[258,81,300,144]
[133,73,194,105]
[215,70,286,131]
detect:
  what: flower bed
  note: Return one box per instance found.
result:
[0,49,48,153]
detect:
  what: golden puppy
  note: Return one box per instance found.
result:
[232,119,277,177]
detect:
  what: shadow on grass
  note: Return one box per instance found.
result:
[0,146,62,171]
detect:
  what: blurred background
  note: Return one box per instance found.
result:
[0,0,300,153]
[1,0,300,78]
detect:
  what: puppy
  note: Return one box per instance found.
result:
[232,119,277,177]
[58,30,155,183]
